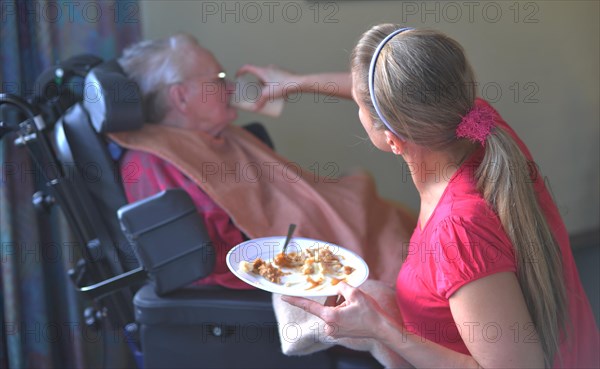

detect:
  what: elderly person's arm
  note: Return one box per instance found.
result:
[236,64,352,110]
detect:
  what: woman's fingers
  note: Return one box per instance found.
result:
[236,64,285,108]
[282,284,358,319]
[335,281,359,301]
[236,64,262,79]
[281,285,380,340]
[281,295,328,318]
[236,64,278,83]
[282,296,341,338]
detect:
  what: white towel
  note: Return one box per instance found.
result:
[272,280,412,369]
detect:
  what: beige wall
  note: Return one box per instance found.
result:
[140,1,599,234]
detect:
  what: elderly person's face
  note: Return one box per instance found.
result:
[171,45,237,135]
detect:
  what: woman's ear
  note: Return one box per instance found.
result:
[168,84,188,114]
[384,130,405,156]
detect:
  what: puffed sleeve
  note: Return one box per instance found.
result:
[431,215,517,299]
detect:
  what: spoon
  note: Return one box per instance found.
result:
[281,223,297,255]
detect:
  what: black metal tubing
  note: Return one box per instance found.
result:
[0,94,137,330]
[80,267,147,300]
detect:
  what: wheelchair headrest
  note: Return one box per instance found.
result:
[83,60,144,133]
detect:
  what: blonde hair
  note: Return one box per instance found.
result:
[118,33,200,123]
[352,25,567,367]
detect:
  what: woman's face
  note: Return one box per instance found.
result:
[351,75,391,152]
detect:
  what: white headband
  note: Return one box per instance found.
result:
[368,27,413,139]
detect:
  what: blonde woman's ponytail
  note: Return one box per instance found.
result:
[477,126,568,367]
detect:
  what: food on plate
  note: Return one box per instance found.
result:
[239,258,289,284]
[306,276,325,290]
[239,246,356,290]
[273,251,305,268]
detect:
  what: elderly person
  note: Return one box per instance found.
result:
[116,34,247,288]
[113,33,415,292]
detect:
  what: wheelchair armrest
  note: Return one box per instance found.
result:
[118,189,216,296]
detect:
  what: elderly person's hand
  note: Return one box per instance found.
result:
[281,282,400,340]
[236,64,301,111]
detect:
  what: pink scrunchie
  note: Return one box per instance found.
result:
[456,104,496,145]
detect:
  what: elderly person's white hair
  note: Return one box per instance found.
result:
[118,33,200,123]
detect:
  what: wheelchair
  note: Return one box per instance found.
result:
[0,55,382,369]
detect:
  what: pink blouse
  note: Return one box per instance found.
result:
[396,99,599,367]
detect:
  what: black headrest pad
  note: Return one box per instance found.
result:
[83,60,144,133]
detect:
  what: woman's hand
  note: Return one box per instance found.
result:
[236,64,301,110]
[236,65,354,111]
[281,282,395,340]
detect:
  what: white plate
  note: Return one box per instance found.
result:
[226,237,369,297]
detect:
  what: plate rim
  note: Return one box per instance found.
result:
[226,236,370,296]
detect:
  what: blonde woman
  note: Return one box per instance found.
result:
[239,26,598,368]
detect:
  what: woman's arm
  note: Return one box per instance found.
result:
[236,64,352,109]
[294,72,353,100]
[283,272,544,368]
